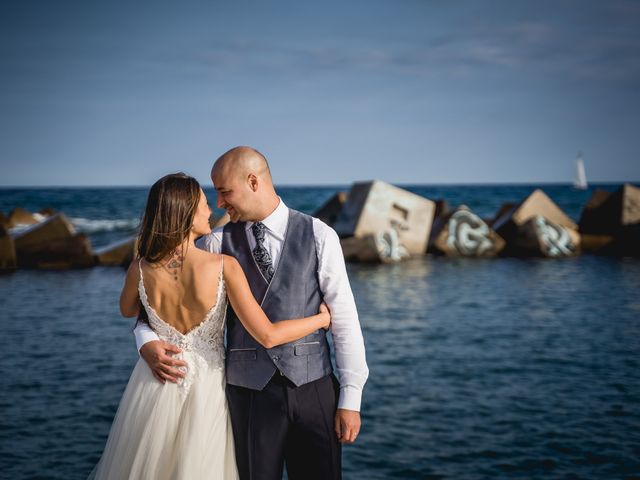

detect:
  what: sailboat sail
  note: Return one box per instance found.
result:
[574,152,587,189]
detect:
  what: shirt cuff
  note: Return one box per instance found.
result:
[337,385,362,412]
[134,323,160,354]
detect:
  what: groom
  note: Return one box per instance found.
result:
[134,146,369,480]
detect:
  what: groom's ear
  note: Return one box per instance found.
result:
[247,173,259,192]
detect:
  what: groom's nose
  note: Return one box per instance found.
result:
[216,195,225,209]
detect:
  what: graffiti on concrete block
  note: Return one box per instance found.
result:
[446,209,496,256]
[534,215,576,257]
[376,228,409,262]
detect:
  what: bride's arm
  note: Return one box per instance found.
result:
[224,255,330,348]
[120,260,141,317]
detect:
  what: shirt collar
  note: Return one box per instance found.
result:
[245,198,288,240]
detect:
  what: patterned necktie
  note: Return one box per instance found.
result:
[251,221,275,282]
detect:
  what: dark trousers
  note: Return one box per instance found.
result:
[226,373,342,480]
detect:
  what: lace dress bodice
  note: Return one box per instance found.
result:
[138,260,227,395]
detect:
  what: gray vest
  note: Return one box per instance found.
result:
[222,209,333,390]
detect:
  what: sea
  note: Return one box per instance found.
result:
[1,184,639,480]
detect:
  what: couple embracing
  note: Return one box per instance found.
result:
[90,147,369,479]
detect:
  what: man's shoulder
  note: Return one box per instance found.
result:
[311,216,338,240]
[287,207,309,219]
[196,228,224,253]
[289,209,335,234]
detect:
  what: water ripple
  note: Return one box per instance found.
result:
[1,254,639,479]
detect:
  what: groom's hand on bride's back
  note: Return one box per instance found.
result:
[139,341,188,384]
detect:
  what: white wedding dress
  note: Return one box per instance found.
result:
[89,261,239,480]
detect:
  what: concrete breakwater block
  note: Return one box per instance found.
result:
[579,183,640,255]
[430,206,505,257]
[578,189,615,252]
[341,229,411,263]
[208,212,230,229]
[518,215,580,257]
[0,226,17,272]
[432,199,451,221]
[488,203,517,227]
[13,213,95,268]
[17,234,95,269]
[39,207,57,217]
[95,237,137,266]
[579,184,640,232]
[334,181,435,259]
[7,207,42,228]
[213,212,230,229]
[426,199,452,251]
[492,189,579,257]
[313,192,347,227]
[3,208,56,233]
[13,213,76,250]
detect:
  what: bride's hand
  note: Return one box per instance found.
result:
[319,302,331,330]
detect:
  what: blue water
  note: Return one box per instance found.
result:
[1,184,639,479]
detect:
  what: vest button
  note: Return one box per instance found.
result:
[272,355,279,361]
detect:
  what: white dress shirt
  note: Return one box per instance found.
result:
[134,199,369,411]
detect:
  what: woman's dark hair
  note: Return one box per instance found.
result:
[137,173,201,263]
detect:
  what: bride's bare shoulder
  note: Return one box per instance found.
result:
[215,254,238,268]
[218,254,241,276]
[190,248,223,269]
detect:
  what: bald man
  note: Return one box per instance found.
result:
[134,147,368,480]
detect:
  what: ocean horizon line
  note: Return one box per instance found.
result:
[0,180,637,190]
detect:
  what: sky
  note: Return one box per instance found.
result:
[1,0,639,186]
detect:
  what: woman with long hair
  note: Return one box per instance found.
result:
[89,173,330,479]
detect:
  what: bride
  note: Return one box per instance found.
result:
[89,173,330,479]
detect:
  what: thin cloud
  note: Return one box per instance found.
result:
[194,22,640,88]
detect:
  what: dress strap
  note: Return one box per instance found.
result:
[137,259,147,293]
[137,258,147,289]
[137,258,151,314]
[216,255,225,302]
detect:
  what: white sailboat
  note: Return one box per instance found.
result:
[574,151,588,190]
